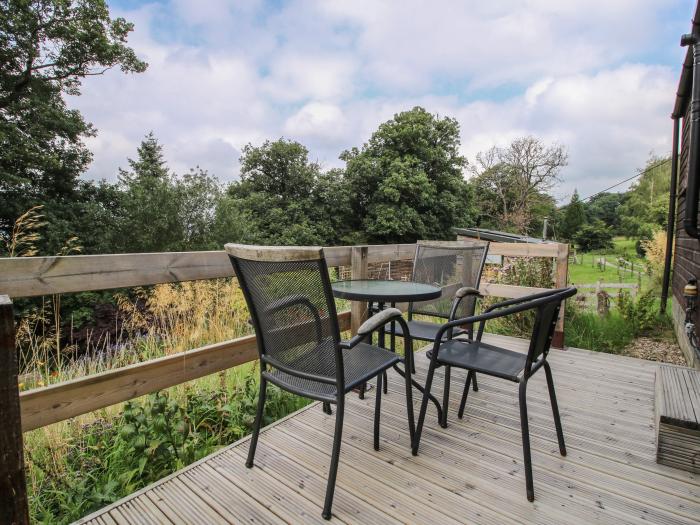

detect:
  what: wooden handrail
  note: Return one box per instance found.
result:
[1,240,568,432]
[21,311,351,432]
[0,242,558,299]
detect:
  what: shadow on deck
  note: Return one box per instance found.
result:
[77,334,699,524]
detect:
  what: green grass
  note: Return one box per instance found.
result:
[569,237,650,290]
[564,308,635,353]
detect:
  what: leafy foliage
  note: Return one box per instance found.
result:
[573,220,614,251]
[342,107,473,243]
[618,157,671,238]
[471,136,566,235]
[0,0,146,246]
[559,190,585,241]
[27,377,309,524]
[228,139,346,245]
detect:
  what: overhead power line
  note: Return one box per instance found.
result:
[558,157,672,209]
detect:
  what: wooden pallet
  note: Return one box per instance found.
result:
[655,365,700,473]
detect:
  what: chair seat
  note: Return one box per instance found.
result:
[265,343,401,402]
[434,339,528,382]
[387,319,466,342]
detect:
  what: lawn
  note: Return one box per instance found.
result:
[568,237,650,290]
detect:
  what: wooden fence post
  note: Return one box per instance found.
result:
[552,243,569,349]
[350,246,368,335]
[0,295,29,525]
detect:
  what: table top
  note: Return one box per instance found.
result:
[331,279,442,303]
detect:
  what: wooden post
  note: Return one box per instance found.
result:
[0,295,29,525]
[350,246,368,335]
[552,243,569,349]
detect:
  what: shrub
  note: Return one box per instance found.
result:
[482,257,554,337]
[27,371,309,524]
[565,304,635,353]
[573,220,614,252]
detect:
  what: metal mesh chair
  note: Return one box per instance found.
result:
[412,287,577,502]
[387,240,489,425]
[226,243,415,520]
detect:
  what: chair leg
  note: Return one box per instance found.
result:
[472,372,478,392]
[322,402,332,415]
[544,361,566,456]
[322,398,345,520]
[441,365,451,428]
[374,372,383,450]
[404,346,415,445]
[519,380,534,502]
[458,370,474,419]
[382,370,388,394]
[246,375,267,468]
[412,360,437,456]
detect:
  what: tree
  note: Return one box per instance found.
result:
[342,107,473,243]
[560,190,585,241]
[176,168,223,250]
[229,139,331,245]
[573,220,614,251]
[618,156,671,237]
[470,136,567,234]
[116,133,183,253]
[585,192,626,234]
[0,0,146,247]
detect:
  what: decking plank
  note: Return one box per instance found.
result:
[75,335,700,525]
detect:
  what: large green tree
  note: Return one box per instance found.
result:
[618,156,671,238]
[560,190,585,241]
[585,192,626,234]
[116,133,183,253]
[341,107,473,243]
[0,0,146,249]
[228,139,341,245]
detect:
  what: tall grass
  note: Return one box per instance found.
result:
[20,277,309,523]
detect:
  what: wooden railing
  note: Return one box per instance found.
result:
[0,241,567,523]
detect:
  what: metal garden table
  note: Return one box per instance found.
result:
[331,279,445,421]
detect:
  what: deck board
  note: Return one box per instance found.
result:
[76,334,700,524]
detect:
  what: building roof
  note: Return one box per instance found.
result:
[672,0,700,119]
[453,227,552,244]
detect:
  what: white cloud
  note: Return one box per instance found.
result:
[67,0,686,200]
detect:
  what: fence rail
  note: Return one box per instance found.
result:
[0,241,568,433]
[0,240,568,523]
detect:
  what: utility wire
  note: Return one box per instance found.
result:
[558,157,672,209]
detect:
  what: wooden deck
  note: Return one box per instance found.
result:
[77,334,700,524]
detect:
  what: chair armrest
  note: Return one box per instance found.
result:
[340,308,407,349]
[357,307,403,336]
[455,286,482,298]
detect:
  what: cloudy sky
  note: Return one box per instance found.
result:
[70,0,692,201]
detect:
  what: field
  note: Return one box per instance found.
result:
[568,237,649,289]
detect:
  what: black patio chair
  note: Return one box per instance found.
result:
[387,240,489,426]
[225,243,415,520]
[412,286,577,502]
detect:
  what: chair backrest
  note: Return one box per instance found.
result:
[410,240,489,320]
[225,244,341,383]
[524,287,577,374]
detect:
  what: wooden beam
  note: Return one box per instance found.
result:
[552,243,569,349]
[0,246,403,299]
[479,283,550,299]
[0,295,29,524]
[487,242,561,258]
[0,251,235,298]
[19,311,351,432]
[350,246,369,335]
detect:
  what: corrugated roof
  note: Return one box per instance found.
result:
[453,227,552,244]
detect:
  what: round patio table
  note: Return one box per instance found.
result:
[331,279,442,304]
[331,279,445,427]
